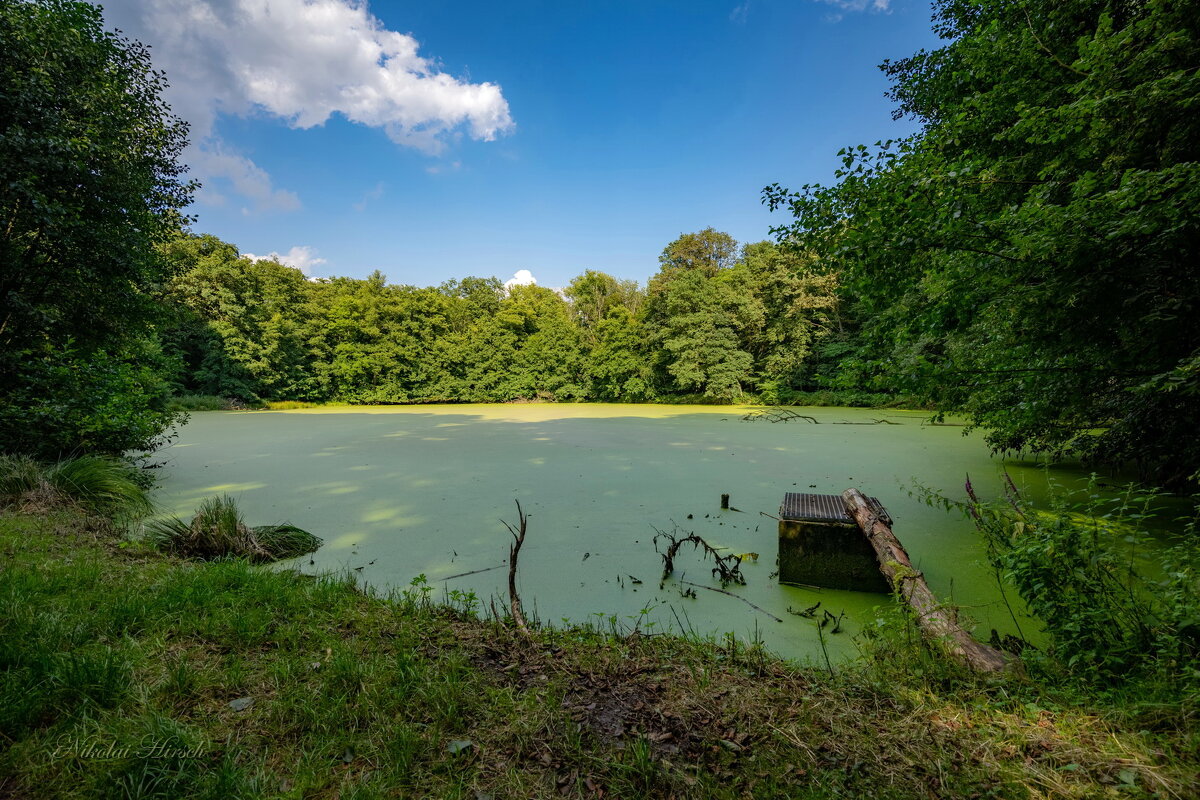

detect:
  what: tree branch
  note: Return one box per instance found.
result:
[501,500,531,637]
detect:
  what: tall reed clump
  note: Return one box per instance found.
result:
[147,495,321,563]
[0,454,153,521]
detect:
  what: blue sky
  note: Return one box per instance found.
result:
[104,0,941,287]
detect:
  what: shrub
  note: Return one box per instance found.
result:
[0,343,185,459]
[939,476,1200,692]
[147,495,321,562]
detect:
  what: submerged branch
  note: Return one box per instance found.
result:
[679,580,783,623]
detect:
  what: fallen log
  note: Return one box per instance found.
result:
[841,488,1010,674]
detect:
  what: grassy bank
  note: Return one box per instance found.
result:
[1,509,1196,799]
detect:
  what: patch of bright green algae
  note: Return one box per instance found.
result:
[156,404,1087,663]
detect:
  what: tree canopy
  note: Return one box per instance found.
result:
[764,0,1200,487]
[156,229,842,407]
[0,0,193,456]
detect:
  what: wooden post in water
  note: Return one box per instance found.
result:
[841,488,1010,674]
[720,493,730,510]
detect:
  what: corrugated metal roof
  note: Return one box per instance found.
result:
[780,492,891,525]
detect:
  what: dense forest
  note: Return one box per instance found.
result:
[154,229,842,408]
[1,0,1196,491]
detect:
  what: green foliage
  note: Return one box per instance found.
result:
[308,272,450,403]
[945,477,1200,692]
[146,495,321,563]
[157,228,844,406]
[164,395,239,412]
[584,306,656,401]
[564,269,643,337]
[161,234,316,401]
[764,0,1200,487]
[0,340,184,458]
[643,230,762,401]
[0,0,193,458]
[766,389,910,408]
[0,455,153,520]
[741,242,839,395]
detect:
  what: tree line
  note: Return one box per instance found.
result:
[156,228,844,408]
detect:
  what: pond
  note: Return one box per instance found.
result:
[154,404,1098,663]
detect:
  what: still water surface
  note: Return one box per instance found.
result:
[155,404,1101,662]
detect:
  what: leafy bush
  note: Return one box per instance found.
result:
[147,495,321,563]
[0,343,184,459]
[0,455,153,520]
[944,476,1200,691]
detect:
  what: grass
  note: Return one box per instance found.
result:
[0,454,153,521]
[1,508,1196,799]
[146,495,322,563]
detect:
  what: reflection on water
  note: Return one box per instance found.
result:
[154,403,1123,664]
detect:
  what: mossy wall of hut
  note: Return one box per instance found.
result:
[778,520,890,593]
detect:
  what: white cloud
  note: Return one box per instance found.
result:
[503,269,537,291]
[729,3,750,24]
[103,0,514,207]
[244,245,327,276]
[352,181,385,211]
[191,148,301,214]
[815,0,890,13]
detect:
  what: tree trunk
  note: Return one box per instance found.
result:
[841,488,1010,674]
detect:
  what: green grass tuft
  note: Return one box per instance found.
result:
[0,454,152,520]
[146,495,321,562]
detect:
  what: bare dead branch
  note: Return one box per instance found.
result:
[501,499,531,637]
[679,580,783,623]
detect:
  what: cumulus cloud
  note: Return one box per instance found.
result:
[243,245,327,276]
[102,0,514,207]
[503,269,537,291]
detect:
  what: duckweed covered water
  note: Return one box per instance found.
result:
[155,404,1100,663]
